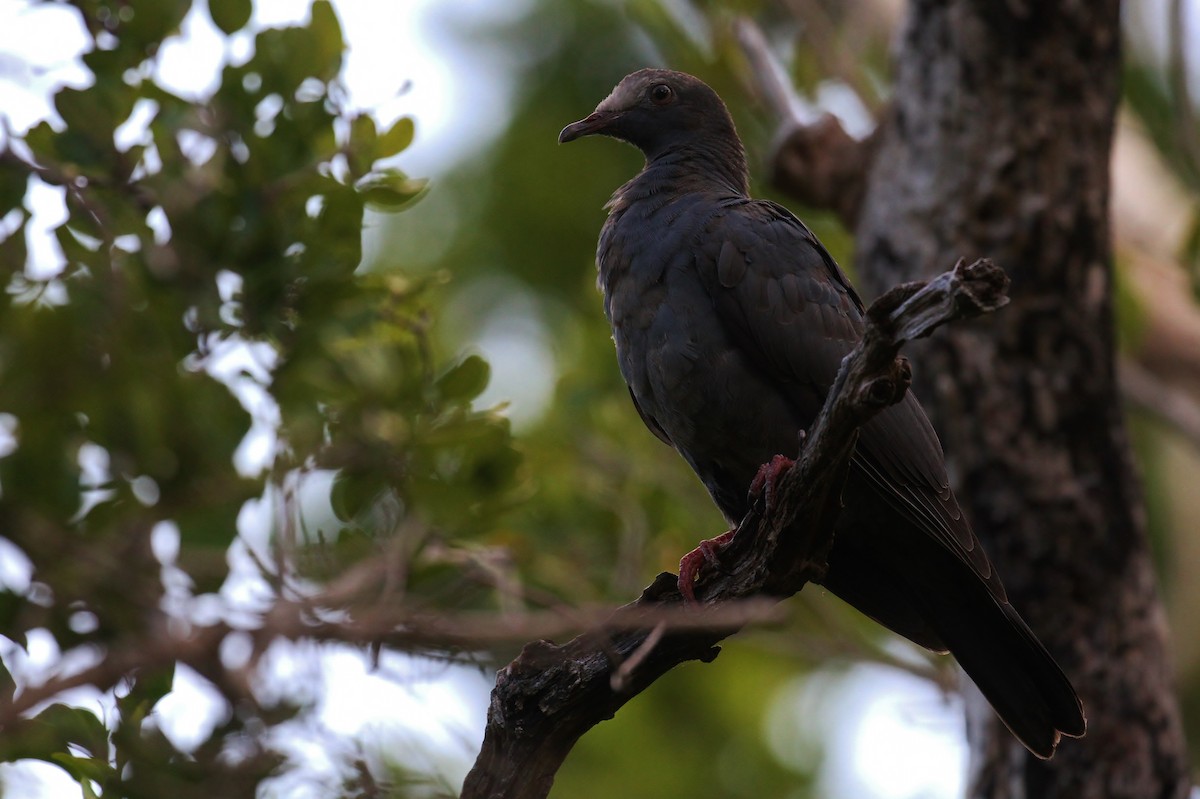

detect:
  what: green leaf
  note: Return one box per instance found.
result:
[209,0,252,34]
[354,171,428,211]
[331,470,384,523]
[45,704,109,759]
[0,165,27,214]
[0,211,27,277]
[18,704,110,761]
[115,664,176,755]
[377,117,415,159]
[0,591,21,641]
[0,653,14,704]
[23,121,56,160]
[53,89,119,166]
[309,0,345,79]
[347,114,377,175]
[50,752,115,786]
[437,355,491,403]
[121,0,190,53]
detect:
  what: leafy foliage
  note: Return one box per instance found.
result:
[0,1,520,794]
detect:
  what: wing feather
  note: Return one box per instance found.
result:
[693,197,1003,597]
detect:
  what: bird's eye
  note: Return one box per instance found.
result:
[649,83,674,105]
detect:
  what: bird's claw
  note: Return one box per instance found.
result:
[749,454,796,510]
[678,528,737,603]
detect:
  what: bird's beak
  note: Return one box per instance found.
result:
[559,111,616,143]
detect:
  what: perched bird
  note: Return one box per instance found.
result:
[560,68,1085,758]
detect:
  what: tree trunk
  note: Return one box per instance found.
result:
[852,1,1191,795]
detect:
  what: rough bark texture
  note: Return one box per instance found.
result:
[851,1,1191,796]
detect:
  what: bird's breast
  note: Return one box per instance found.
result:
[596,199,806,518]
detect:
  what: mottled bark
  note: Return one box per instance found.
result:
[851,1,1191,796]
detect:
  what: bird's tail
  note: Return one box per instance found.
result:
[823,530,1085,758]
[899,536,1086,758]
[917,575,1086,757]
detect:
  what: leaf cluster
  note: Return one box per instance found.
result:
[0,1,520,795]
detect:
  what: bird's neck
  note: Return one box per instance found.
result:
[650,140,750,194]
[609,141,749,213]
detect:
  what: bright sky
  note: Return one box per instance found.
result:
[0,0,1015,796]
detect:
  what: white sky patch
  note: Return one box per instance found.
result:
[154,1,227,100]
[152,664,232,752]
[175,128,219,166]
[473,307,557,430]
[22,177,67,279]
[816,80,875,139]
[0,1,91,138]
[195,332,280,477]
[1,629,115,728]
[146,205,171,245]
[113,98,159,151]
[0,206,23,242]
[76,442,110,489]
[0,760,79,799]
[0,537,31,593]
[767,663,966,799]
[333,0,524,175]
[445,279,558,429]
[256,643,492,793]
[318,648,489,744]
[0,412,18,458]
[151,520,182,565]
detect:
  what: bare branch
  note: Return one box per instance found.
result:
[1167,0,1200,184]
[733,16,879,227]
[734,18,802,127]
[0,598,785,734]
[777,0,884,113]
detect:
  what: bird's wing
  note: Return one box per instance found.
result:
[694,197,1002,597]
[628,386,673,446]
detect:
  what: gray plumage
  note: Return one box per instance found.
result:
[560,68,1085,758]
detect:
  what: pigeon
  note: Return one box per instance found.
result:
[560,68,1085,758]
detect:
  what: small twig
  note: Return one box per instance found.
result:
[610,621,665,692]
[0,145,112,247]
[734,18,804,126]
[733,16,879,227]
[0,596,785,735]
[0,621,228,727]
[1167,0,1200,185]
[779,0,883,113]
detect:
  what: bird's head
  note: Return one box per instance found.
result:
[559,69,738,162]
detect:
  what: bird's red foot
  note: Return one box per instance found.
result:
[678,528,737,603]
[749,454,796,511]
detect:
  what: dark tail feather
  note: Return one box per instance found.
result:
[825,532,1085,758]
[920,588,1085,758]
[902,544,1087,758]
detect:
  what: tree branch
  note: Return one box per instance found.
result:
[734,16,880,228]
[460,258,1009,799]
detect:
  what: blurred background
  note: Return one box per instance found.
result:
[0,0,1197,797]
